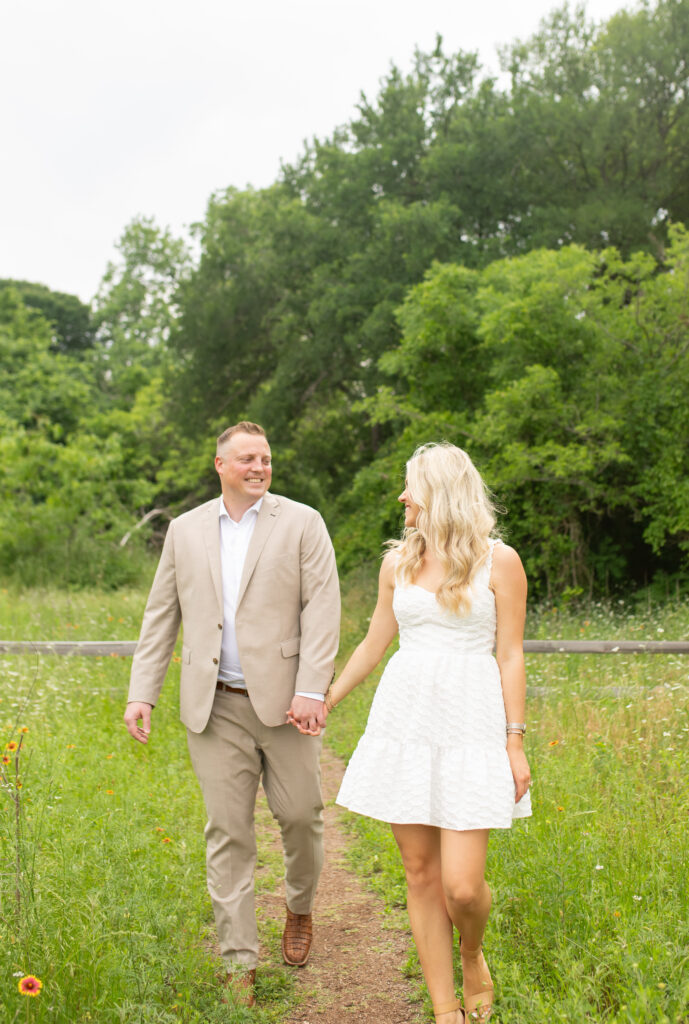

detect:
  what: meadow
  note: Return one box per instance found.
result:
[1,580,688,1022]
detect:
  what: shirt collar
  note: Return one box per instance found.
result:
[218,494,263,523]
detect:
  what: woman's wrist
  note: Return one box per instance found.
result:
[506,731,524,746]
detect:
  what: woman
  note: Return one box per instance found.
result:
[305,443,531,1022]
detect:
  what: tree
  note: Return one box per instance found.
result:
[0,279,94,353]
[92,216,192,406]
[500,0,689,254]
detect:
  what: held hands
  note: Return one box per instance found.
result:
[124,701,154,744]
[286,695,329,736]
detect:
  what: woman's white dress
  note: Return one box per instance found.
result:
[336,542,532,830]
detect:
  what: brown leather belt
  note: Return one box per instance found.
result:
[216,680,249,696]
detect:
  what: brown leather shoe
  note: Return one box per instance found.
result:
[281,907,313,966]
[222,967,256,1007]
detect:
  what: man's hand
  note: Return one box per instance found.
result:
[124,701,154,744]
[286,696,327,736]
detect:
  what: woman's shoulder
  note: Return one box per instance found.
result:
[380,548,400,580]
[490,540,527,589]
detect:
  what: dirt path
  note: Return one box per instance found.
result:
[256,746,425,1024]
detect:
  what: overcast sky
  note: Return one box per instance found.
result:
[1,0,630,304]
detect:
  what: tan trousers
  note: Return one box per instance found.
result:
[186,689,324,968]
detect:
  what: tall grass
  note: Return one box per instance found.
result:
[2,580,688,1021]
[0,586,298,1023]
[327,573,689,1022]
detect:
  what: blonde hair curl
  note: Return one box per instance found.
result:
[389,442,498,615]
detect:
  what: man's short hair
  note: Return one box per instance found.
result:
[216,421,267,453]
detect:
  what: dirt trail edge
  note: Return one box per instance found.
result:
[256,745,424,1024]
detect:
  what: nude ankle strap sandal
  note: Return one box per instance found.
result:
[461,945,494,1022]
[433,998,465,1022]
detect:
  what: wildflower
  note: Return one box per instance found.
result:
[155,826,165,832]
[162,837,172,843]
[614,911,621,917]
[595,864,604,871]
[18,975,42,996]
[66,744,76,749]
[21,727,29,734]
[106,790,114,795]
[16,780,22,789]
[2,755,10,765]
[106,754,114,759]
[556,806,564,812]
[6,741,18,752]
[548,740,559,747]
[633,895,642,901]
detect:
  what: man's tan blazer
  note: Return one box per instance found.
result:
[127,493,340,730]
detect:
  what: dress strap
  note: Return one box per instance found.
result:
[485,537,502,588]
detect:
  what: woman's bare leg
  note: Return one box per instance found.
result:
[440,829,493,1018]
[392,823,460,1019]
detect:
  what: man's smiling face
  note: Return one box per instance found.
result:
[215,431,272,511]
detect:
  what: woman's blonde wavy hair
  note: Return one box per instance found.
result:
[388,442,498,615]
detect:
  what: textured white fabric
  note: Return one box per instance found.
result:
[336,542,532,830]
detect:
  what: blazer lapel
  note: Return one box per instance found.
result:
[237,493,280,608]
[203,499,223,612]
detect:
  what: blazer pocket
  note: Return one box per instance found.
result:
[280,636,300,658]
[182,644,192,664]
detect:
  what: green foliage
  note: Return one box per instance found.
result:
[0,290,95,438]
[0,424,154,588]
[3,1,689,593]
[93,216,192,406]
[339,227,689,594]
[0,278,94,352]
[500,0,689,253]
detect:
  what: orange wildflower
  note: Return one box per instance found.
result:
[6,741,18,752]
[548,740,560,747]
[18,975,42,996]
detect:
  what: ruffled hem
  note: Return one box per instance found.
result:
[336,735,532,831]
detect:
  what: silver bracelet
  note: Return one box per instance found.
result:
[506,722,526,734]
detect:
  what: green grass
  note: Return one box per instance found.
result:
[2,579,689,1022]
[0,586,299,1023]
[327,575,689,1023]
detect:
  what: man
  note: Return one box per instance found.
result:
[124,421,340,1006]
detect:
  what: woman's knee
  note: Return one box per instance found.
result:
[443,877,486,911]
[401,853,442,892]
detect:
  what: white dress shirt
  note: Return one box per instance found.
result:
[217,496,324,702]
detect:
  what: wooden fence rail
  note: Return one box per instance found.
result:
[1,640,688,656]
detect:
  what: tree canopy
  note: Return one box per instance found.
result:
[2,0,688,594]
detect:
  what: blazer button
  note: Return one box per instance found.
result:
[212,657,218,665]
